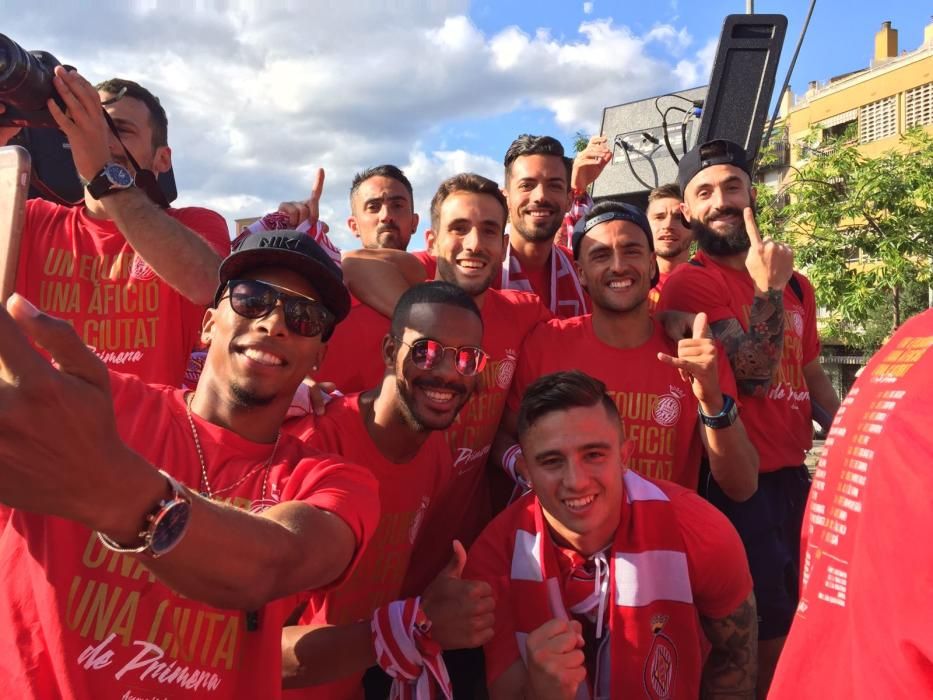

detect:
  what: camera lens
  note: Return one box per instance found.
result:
[0,34,56,114]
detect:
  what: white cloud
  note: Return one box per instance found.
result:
[3,3,712,246]
[583,2,594,14]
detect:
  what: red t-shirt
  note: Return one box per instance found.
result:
[401,289,551,595]
[316,297,390,393]
[16,199,231,387]
[0,372,379,700]
[657,251,821,472]
[647,267,679,313]
[508,316,737,490]
[464,479,752,686]
[284,393,452,699]
[769,310,933,699]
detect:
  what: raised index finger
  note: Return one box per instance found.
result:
[309,168,325,206]
[744,207,762,247]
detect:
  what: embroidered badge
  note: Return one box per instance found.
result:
[496,349,518,389]
[653,386,685,427]
[130,253,156,281]
[643,614,677,700]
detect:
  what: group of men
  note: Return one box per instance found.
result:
[0,63,925,700]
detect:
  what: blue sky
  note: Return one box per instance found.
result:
[3,0,928,248]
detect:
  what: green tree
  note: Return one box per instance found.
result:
[573,130,589,153]
[762,128,933,352]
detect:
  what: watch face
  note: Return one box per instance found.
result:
[104,163,134,188]
[149,500,191,556]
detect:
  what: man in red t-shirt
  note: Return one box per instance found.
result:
[646,182,693,312]
[281,281,495,699]
[0,230,381,699]
[465,370,756,699]
[0,68,229,387]
[657,138,840,697]
[330,175,550,592]
[495,200,758,501]
[769,309,933,699]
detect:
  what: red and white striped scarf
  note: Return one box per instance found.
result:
[507,471,704,700]
[371,597,452,700]
[501,243,589,319]
[237,212,343,267]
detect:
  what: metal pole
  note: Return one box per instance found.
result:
[746,0,754,12]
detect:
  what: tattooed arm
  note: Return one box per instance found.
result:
[699,592,758,699]
[710,289,785,397]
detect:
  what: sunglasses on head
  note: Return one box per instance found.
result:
[396,337,488,376]
[222,279,334,338]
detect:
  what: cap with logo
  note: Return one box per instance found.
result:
[214,229,351,326]
[677,139,751,193]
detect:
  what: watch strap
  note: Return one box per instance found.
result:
[86,162,135,200]
[97,470,191,557]
[698,394,738,429]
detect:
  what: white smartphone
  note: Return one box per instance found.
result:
[0,145,30,303]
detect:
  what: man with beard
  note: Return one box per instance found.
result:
[493,201,758,503]
[0,230,382,699]
[646,183,693,311]
[0,68,229,387]
[657,138,839,699]
[281,281,495,699]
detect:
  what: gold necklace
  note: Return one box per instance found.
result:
[184,392,281,501]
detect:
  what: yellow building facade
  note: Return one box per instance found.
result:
[779,19,933,162]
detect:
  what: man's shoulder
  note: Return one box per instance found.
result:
[654,478,740,545]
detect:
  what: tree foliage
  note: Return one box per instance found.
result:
[756,128,933,352]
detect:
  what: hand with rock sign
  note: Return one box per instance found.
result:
[657,312,725,414]
[421,540,496,649]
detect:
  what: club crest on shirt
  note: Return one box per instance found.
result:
[409,496,431,544]
[790,309,804,337]
[495,349,518,389]
[249,483,281,514]
[130,253,156,281]
[643,614,677,700]
[653,386,685,427]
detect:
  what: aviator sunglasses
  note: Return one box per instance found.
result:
[222,279,334,338]
[395,337,489,376]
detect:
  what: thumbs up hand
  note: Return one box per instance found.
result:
[657,312,723,407]
[420,540,496,649]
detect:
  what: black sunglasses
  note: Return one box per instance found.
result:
[222,279,334,338]
[396,337,488,376]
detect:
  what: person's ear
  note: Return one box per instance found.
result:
[200,307,216,346]
[410,212,420,235]
[381,333,398,370]
[151,145,172,175]
[425,228,437,252]
[347,216,362,239]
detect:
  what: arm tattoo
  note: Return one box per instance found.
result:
[699,593,758,699]
[710,290,785,397]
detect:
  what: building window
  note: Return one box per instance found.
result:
[819,109,858,141]
[859,97,897,143]
[905,82,933,128]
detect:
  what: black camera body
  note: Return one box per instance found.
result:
[0,34,69,128]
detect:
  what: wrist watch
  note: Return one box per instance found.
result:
[85,162,135,199]
[698,394,739,430]
[97,470,192,558]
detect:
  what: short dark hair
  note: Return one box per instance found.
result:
[95,78,168,148]
[648,183,682,204]
[503,134,573,185]
[390,281,483,339]
[582,200,654,250]
[349,164,414,207]
[517,370,620,440]
[429,173,507,231]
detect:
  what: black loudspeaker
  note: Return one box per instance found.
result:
[10,127,177,205]
[696,14,787,163]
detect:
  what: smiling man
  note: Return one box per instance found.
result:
[0,230,384,699]
[657,138,840,698]
[0,67,229,387]
[466,370,757,699]
[493,200,758,502]
[282,282,496,699]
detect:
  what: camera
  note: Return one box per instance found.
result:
[0,33,68,129]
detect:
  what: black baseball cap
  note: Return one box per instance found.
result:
[677,139,751,193]
[572,202,659,288]
[214,229,351,328]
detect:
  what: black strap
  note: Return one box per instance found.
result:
[688,256,803,303]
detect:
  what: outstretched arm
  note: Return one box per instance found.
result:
[0,295,366,610]
[341,248,428,316]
